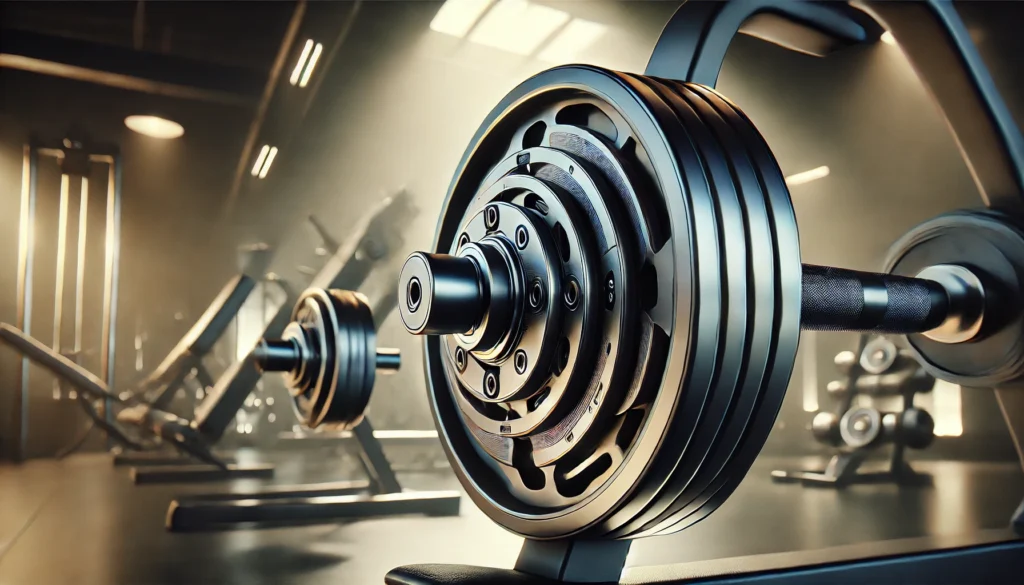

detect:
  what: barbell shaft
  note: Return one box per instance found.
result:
[252,338,400,373]
[398,254,974,338]
[800,264,951,333]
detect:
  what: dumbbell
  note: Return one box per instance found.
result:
[827,337,935,397]
[811,407,936,450]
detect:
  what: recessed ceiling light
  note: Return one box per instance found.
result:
[468,0,570,56]
[538,18,608,63]
[430,0,495,38]
[880,31,895,45]
[124,115,184,139]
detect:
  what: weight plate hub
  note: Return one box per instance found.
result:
[284,289,377,429]
[420,65,802,540]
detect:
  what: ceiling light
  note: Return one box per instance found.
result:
[430,0,494,38]
[124,115,184,139]
[251,145,271,176]
[290,39,314,85]
[538,18,608,63]
[298,42,323,88]
[785,165,830,186]
[880,31,895,45]
[258,146,279,179]
[468,0,570,56]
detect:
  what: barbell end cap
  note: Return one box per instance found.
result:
[376,348,401,373]
[916,264,986,344]
[253,338,301,373]
[397,251,486,336]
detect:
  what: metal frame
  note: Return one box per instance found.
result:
[14,140,121,462]
[165,417,460,531]
[386,530,1023,585]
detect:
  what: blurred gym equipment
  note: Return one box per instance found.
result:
[12,136,122,462]
[0,190,417,484]
[376,1,1024,583]
[0,323,225,467]
[771,335,937,486]
[128,191,419,484]
[165,288,460,532]
[104,273,256,467]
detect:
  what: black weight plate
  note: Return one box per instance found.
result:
[350,292,376,427]
[423,65,721,539]
[630,79,779,537]
[310,289,349,428]
[595,69,724,536]
[331,291,368,427]
[608,74,750,538]
[654,83,801,535]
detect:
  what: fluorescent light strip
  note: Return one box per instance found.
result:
[251,145,271,176]
[785,165,830,187]
[290,39,314,86]
[298,42,323,88]
[430,0,494,38]
[258,146,279,179]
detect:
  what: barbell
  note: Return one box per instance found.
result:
[392,62,1024,540]
[251,0,1024,548]
[252,288,400,430]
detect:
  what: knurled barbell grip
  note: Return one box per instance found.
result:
[800,264,950,333]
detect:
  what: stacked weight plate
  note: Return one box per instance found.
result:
[422,65,802,540]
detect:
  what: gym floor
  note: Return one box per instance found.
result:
[0,451,1020,585]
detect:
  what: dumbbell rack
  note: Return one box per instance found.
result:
[771,335,935,487]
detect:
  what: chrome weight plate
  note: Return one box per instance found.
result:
[413,65,801,540]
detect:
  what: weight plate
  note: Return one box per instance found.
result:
[840,407,882,449]
[422,65,702,539]
[860,337,898,374]
[286,289,377,430]
[651,83,801,536]
[607,74,750,538]
[626,78,783,538]
[886,210,1024,387]
[421,65,801,540]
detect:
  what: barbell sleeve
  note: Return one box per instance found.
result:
[800,264,985,339]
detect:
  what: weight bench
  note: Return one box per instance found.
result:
[111,273,257,467]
